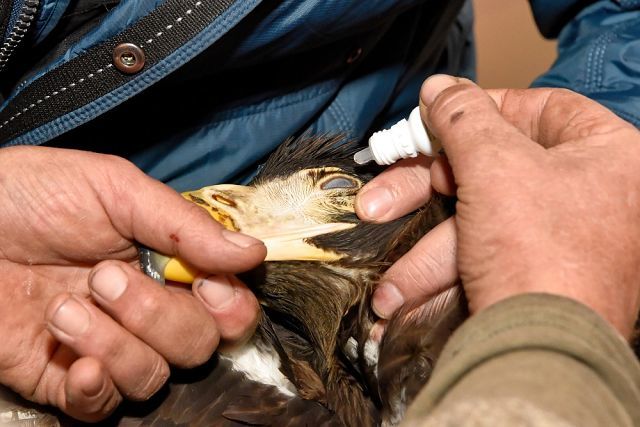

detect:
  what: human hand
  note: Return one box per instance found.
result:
[0,146,266,421]
[358,75,640,338]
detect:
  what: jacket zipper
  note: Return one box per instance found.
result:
[0,0,41,73]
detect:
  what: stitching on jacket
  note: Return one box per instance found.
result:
[143,1,202,45]
[327,104,345,133]
[618,0,640,9]
[595,36,611,90]
[0,64,115,129]
[584,32,611,92]
[333,98,355,135]
[0,0,206,131]
[584,17,640,93]
[326,98,354,137]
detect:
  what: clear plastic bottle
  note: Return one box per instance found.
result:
[354,107,440,165]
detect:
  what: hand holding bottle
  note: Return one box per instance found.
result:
[357,75,640,339]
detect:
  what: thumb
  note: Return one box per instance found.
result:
[419,75,538,183]
[95,157,266,273]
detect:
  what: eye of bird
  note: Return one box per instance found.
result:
[319,175,359,190]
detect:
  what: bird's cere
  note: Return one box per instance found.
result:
[354,107,440,165]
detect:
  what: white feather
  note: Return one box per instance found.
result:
[221,343,297,397]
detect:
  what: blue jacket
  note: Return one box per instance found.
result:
[531,0,640,126]
[0,0,637,190]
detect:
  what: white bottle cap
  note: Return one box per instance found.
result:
[354,107,440,165]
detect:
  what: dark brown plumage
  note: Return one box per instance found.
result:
[0,135,464,426]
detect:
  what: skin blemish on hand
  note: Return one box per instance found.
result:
[169,233,180,243]
[450,110,464,124]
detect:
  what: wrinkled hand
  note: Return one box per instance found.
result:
[357,75,640,338]
[0,147,266,421]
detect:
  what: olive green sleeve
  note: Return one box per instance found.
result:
[402,293,640,427]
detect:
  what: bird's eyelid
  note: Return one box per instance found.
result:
[319,174,360,190]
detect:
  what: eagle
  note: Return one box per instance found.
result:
[0,135,465,426]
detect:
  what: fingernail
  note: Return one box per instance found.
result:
[197,275,237,311]
[358,187,393,219]
[90,265,128,302]
[50,297,90,336]
[369,321,387,343]
[421,74,460,107]
[372,283,405,319]
[222,230,263,249]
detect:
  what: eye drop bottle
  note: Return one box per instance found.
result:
[354,107,440,165]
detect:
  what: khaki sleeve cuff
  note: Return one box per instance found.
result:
[403,293,640,426]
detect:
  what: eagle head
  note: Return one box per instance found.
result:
[139,135,462,427]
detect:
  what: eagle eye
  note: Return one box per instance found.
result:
[320,176,358,190]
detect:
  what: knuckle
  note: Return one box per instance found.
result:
[183,200,215,229]
[167,303,220,367]
[215,294,259,345]
[100,155,140,189]
[548,87,577,102]
[393,158,432,192]
[138,291,163,316]
[404,171,432,200]
[177,328,219,368]
[172,202,220,256]
[70,388,121,421]
[128,356,169,401]
[121,291,163,332]
[405,254,443,292]
[391,246,453,298]
[101,153,136,172]
[220,321,252,344]
[94,390,122,420]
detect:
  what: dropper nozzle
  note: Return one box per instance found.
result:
[353,147,375,165]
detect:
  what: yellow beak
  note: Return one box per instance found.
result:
[140,185,356,284]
